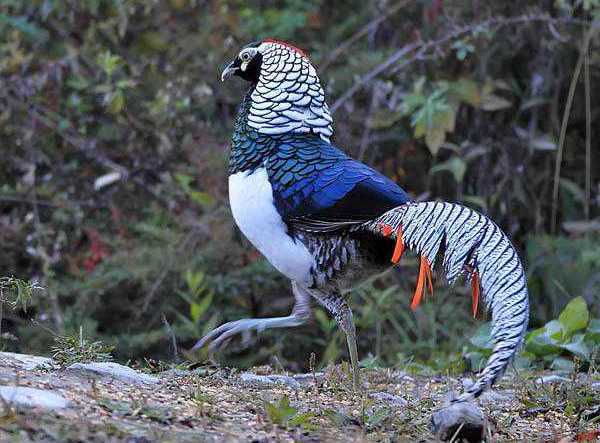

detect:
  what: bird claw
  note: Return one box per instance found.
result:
[191,318,268,353]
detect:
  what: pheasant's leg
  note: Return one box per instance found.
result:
[339,307,360,391]
[305,287,361,391]
[191,281,311,352]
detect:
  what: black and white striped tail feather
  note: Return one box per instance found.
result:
[365,201,529,401]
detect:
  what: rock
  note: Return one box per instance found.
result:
[291,372,324,386]
[0,352,54,370]
[0,386,69,410]
[430,401,486,442]
[534,375,570,384]
[370,391,408,407]
[479,389,515,404]
[239,372,300,389]
[462,378,474,389]
[67,362,159,385]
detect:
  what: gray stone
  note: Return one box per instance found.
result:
[292,372,324,384]
[479,389,515,404]
[0,386,69,410]
[370,391,408,407]
[535,375,570,384]
[240,372,300,389]
[0,352,54,370]
[67,362,159,385]
[462,378,474,389]
[430,401,486,442]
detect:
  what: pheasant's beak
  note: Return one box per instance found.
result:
[221,61,238,82]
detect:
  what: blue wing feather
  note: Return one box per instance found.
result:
[267,135,410,232]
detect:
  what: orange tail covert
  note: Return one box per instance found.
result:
[391,226,405,264]
[411,256,433,310]
[471,271,480,318]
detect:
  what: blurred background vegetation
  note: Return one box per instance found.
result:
[0,0,599,375]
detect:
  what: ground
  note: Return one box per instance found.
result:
[0,352,598,442]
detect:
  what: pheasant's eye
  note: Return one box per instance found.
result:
[240,52,251,62]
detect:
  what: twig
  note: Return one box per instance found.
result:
[330,14,597,114]
[584,42,591,223]
[551,25,596,233]
[162,314,179,362]
[357,85,379,161]
[449,422,466,443]
[320,0,413,71]
[330,41,420,113]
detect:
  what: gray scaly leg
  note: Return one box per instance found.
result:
[305,287,361,391]
[191,281,311,352]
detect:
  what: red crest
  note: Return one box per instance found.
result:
[262,38,308,58]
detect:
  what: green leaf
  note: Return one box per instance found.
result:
[190,292,213,322]
[265,396,297,426]
[430,156,467,183]
[480,94,512,111]
[189,191,215,208]
[545,320,565,343]
[108,90,125,114]
[585,319,600,343]
[97,51,123,77]
[558,296,589,335]
[288,412,317,430]
[559,178,586,204]
[550,357,574,373]
[525,327,562,356]
[448,78,480,107]
[0,14,49,42]
[561,333,590,360]
[184,270,205,294]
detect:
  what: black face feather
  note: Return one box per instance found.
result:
[224,40,263,83]
[236,52,262,82]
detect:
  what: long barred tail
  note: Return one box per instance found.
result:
[364,201,529,401]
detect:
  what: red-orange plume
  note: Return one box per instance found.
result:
[411,256,433,310]
[262,39,308,57]
[471,271,480,318]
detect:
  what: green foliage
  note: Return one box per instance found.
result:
[0,277,40,311]
[51,326,115,368]
[174,269,218,342]
[264,395,317,430]
[401,77,512,154]
[526,235,600,319]
[237,0,320,40]
[466,297,600,372]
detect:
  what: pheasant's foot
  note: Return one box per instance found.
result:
[191,315,306,353]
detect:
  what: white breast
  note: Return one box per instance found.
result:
[229,168,314,284]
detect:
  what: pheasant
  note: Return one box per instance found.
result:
[193,39,529,401]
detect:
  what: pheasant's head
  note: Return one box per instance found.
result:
[222,39,333,141]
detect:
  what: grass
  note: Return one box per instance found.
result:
[51,326,114,367]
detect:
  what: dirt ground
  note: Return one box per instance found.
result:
[0,352,598,442]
